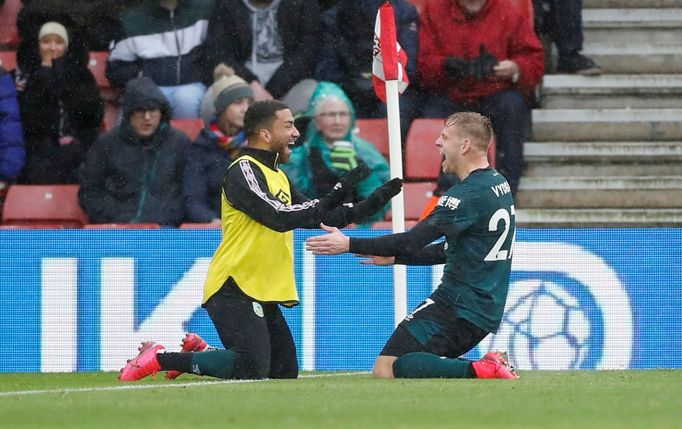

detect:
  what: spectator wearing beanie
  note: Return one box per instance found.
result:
[15,20,103,184]
[184,74,255,223]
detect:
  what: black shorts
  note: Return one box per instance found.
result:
[203,278,298,379]
[380,297,488,358]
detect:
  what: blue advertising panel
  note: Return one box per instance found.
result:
[1,228,680,372]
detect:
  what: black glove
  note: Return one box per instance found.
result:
[347,178,403,224]
[310,147,339,196]
[472,44,498,79]
[318,164,371,211]
[444,56,475,79]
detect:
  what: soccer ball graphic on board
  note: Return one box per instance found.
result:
[476,242,634,370]
[494,279,591,370]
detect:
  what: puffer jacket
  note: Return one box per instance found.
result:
[78,77,190,226]
[0,70,24,181]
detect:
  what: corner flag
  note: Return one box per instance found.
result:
[372,1,409,103]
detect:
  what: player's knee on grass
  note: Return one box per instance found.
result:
[233,353,270,380]
[372,356,397,379]
[269,361,298,379]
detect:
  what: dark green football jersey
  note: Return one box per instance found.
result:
[425,168,516,333]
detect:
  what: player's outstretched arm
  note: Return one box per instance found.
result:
[306,223,351,255]
[356,255,396,266]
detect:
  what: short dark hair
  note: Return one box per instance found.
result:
[243,100,290,138]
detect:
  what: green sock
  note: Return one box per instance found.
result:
[190,350,236,379]
[393,352,476,378]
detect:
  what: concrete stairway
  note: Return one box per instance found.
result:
[518,0,682,226]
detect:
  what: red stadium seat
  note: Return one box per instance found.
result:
[404,119,443,181]
[0,50,16,71]
[88,51,122,132]
[1,185,88,228]
[384,181,436,221]
[0,223,66,230]
[0,0,21,48]
[355,118,389,159]
[171,118,205,141]
[84,223,161,229]
[179,223,221,229]
[405,119,497,180]
[101,102,120,132]
[88,52,112,90]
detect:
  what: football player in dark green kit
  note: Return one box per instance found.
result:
[306,112,518,379]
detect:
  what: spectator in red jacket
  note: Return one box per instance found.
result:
[418,0,544,194]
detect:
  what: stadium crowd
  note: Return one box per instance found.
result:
[0,0,599,227]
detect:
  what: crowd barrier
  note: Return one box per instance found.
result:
[1,228,680,372]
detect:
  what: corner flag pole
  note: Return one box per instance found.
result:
[386,79,407,326]
[373,1,407,325]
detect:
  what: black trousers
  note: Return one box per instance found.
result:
[536,0,584,55]
[423,90,529,195]
[203,280,299,379]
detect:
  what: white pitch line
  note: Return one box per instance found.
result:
[0,372,369,398]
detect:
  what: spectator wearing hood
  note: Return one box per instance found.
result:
[315,0,420,134]
[78,77,190,226]
[184,74,254,223]
[15,20,103,184]
[281,81,390,227]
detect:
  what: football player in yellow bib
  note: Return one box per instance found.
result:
[119,100,402,381]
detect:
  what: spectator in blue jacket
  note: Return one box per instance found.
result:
[282,81,390,227]
[315,0,421,134]
[184,74,254,223]
[79,77,190,226]
[0,67,24,194]
[106,0,214,119]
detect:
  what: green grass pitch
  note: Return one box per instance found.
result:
[1,370,681,428]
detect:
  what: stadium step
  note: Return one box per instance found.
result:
[524,141,682,162]
[516,176,682,209]
[531,109,682,141]
[585,0,682,9]
[515,208,682,227]
[583,8,682,45]
[580,44,682,74]
[541,75,682,109]
[523,141,682,176]
[527,1,682,226]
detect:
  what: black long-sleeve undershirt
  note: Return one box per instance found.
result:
[349,220,454,265]
[223,148,349,232]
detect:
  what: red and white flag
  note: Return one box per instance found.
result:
[372,1,409,103]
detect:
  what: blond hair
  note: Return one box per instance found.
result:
[444,112,493,152]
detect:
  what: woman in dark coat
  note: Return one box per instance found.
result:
[15,15,103,184]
